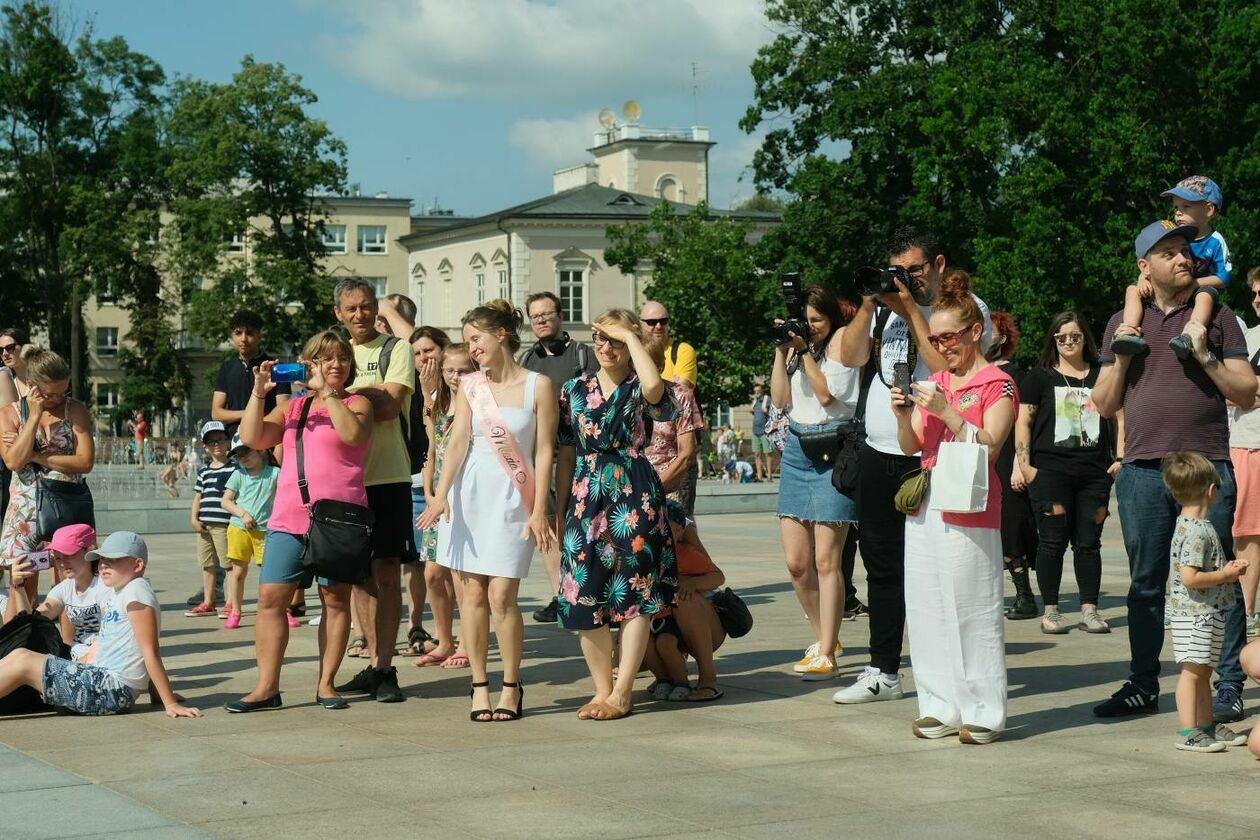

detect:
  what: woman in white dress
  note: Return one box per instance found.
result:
[419,300,556,722]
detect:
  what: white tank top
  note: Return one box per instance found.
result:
[789,355,859,425]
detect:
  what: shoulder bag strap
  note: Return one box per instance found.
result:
[378,336,412,446]
[295,396,313,507]
[462,371,536,513]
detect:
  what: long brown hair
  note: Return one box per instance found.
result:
[1037,311,1099,370]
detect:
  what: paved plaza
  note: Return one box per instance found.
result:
[3,512,1257,839]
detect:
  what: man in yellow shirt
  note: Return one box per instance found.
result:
[641,301,697,386]
[332,278,414,704]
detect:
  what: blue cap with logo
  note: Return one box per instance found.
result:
[86,530,148,563]
[1134,220,1198,259]
[1161,175,1223,209]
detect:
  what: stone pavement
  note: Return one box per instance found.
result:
[3,513,1257,839]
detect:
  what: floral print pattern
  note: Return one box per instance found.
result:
[644,380,703,503]
[556,372,678,630]
[1,404,83,565]
[420,412,453,563]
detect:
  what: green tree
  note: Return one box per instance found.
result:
[167,56,349,355]
[605,202,781,409]
[743,1,1260,354]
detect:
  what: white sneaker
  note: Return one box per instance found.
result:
[832,666,904,704]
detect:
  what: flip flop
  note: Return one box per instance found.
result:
[413,651,450,667]
[590,701,633,721]
[686,686,724,702]
[441,652,470,669]
[346,637,369,658]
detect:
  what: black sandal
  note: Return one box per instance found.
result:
[470,680,493,722]
[493,680,524,721]
[405,626,437,656]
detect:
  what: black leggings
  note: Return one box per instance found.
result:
[1027,466,1113,606]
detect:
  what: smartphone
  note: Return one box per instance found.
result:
[25,550,51,572]
[270,362,306,384]
[893,361,911,403]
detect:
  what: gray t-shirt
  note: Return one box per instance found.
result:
[518,336,597,391]
[1169,515,1235,618]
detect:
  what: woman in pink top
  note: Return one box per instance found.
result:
[891,270,1016,745]
[225,330,372,714]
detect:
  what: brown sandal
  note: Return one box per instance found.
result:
[590,701,632,721]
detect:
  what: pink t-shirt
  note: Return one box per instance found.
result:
[267,395,370,536]
[917,364,1017,530]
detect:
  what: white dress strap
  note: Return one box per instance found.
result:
[524,371,538,412]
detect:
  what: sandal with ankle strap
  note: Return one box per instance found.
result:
[493,680,524,721]
[469,680,492,723]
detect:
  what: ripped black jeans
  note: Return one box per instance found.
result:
[1027,466,1113,607]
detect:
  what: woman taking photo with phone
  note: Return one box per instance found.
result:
[892,270,1015,745]
[225,330,372,713]
[419,300,556,722]
[769,286,859,682]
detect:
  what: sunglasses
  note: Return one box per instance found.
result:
[642,318,669,327]
[927,330,967,349]
[593,333,626,349]
[0,343,17,354]
[1054,333,1084,345]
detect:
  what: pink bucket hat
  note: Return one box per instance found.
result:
[48,524,97,556]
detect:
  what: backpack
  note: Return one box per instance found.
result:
[0,612,70,714]
[378,337,429,475]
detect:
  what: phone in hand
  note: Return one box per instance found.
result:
[25,550,52,572]
[893,361,911,404]
[270,362,306,384]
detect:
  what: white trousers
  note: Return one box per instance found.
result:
[904,495,1008,732]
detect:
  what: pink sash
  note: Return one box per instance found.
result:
[462,371,536,513]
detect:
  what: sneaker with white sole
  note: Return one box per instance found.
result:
[1214,723,1248,747]
[798,656,838,681]
[912,717,959,739]
[792,641,842,673]
[959,724,1001,745]
[832,666,904,704]
[1175,729,1225,753]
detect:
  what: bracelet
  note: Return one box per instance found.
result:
[251,391,266,399]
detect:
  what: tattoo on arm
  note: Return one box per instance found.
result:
[1015,441,1029,465]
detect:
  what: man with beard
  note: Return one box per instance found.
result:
[832,226,992,705]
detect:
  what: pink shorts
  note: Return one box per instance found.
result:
[1230,448,1260,537]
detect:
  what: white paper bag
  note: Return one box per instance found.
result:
[928,424,988,514]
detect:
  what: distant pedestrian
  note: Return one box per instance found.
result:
[750,383,773,481]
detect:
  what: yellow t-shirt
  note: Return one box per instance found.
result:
[349,334,414,487]
[662,339,697,386]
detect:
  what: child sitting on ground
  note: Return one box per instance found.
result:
[0,531,201,717]
[1163,453,1249,752]
[1113,176,1232,359]
[9,524,106,658]
[186,421,235,617]
[218,434,279,630]
[645,501,727,702]
[724,458,755,484]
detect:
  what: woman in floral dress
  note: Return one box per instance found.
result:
[555,308,676,721]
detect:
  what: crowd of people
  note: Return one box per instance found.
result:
[0,175,1257,757]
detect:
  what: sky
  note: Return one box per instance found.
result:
[72,0,781,217]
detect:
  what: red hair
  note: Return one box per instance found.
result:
[987,310,1019,361]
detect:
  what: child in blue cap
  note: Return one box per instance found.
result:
[1113,176,1232,358]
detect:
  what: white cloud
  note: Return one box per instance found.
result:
[507,112,599,169]
[321,0,772,102]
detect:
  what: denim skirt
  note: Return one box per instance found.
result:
[776,420,857,524]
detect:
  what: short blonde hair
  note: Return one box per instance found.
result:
[594,308,640,334]
[1162,452,1217,506]
[21,347,69,386]
[300,329,357,381]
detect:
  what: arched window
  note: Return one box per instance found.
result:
[655,175,679,201]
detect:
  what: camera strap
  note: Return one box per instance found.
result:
[871,307,917,390]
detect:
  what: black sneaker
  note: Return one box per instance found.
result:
[1212,683,1244,724]
[843,599,869,620]
[335,665,380,695]
[374,666,404,703]
[1093,682,1158,717]
[1004,592,1038,620]
[1168,334,1194,362]
[532,599,558,624]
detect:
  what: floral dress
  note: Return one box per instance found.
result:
[644,380,704,504]
[420,412,453,563]
[557,372,678,630]
[0,402,84,565]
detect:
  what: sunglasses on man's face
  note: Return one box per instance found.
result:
[642,318,669,327]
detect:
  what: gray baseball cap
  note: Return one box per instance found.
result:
[1134,220,1198,259]
[86,530,148,562]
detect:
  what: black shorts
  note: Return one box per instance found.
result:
[366,482,416,561]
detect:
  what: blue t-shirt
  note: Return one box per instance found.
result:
[751,395,770,436]
[224,463,279,530]
[1191,231,1231,285]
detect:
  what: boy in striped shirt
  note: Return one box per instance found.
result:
[186,421,235,617]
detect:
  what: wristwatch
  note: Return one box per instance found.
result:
[1199,350,1220,369]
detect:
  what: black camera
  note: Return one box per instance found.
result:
[771,272,809,347]
[855,265,913,298]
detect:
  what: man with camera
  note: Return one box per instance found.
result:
[832,226,992,706]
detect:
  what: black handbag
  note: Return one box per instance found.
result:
[18,398,94,542]
[831,363,875,497]
[793,427,841,467]
[0,612,70,714]
[710,587,754,638]
[294,397,374,585]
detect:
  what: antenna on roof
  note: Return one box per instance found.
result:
[690,62,700,124]
[622,100,641,123]
[598,107,616,129]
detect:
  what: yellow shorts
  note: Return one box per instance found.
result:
[196,525,228,569]
[226,525,266,567]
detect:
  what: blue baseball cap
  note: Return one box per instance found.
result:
[1161,175,1223,209]
[86,530,148,563]
[1134,220,1198,259]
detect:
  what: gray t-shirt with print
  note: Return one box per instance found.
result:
[1169,515,1235,618]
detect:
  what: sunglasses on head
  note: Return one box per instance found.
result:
[642,317,669,327]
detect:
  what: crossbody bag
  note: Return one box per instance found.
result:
[17,398,94,542]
